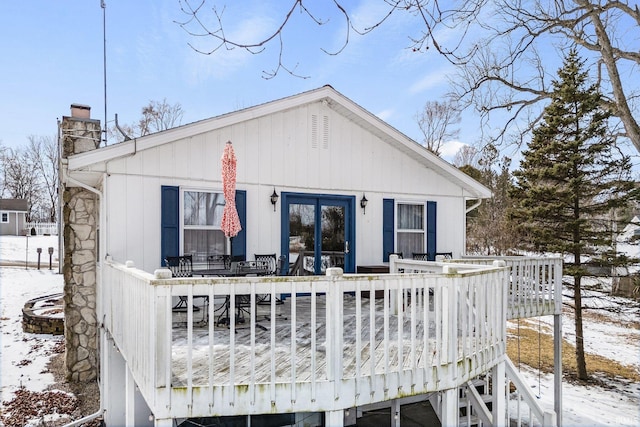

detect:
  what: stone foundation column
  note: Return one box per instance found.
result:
[60,104,101,382]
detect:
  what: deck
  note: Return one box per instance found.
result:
[101,256,562,422]
[170,293,442,387]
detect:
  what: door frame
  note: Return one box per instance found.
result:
[280,192,356,274]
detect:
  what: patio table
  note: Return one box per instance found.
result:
[191,267,270,328]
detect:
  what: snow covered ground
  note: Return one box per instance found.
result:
[0,265,63,398]
[1,235,639,426]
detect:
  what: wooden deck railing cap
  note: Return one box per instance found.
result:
[326,267,344,277]
[154,268,172,279]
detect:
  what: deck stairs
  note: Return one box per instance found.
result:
[426,356,554,427]
[348,357,552,427]
[425,379,490,427]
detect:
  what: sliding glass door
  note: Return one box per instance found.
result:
[282,193,354,274]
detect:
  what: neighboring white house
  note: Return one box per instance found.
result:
[0,198,28,236]
[60,87,561,426]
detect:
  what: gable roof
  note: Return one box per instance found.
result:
[0,199,28,212]
[68,85,491,199]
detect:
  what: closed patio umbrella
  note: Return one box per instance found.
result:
[220,141,242,239]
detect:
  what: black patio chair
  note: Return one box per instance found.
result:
[254,254,284,305]
[165,255,193,278]
[435,252,453,260]
[254,254,277,275]
[165,255,208,321]
[165,255,194,311]
[412,252,430,261]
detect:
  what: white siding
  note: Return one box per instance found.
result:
[103,100,472,273]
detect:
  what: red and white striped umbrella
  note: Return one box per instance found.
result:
[220,141,242,238]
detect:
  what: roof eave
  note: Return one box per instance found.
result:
[67,85,491,198]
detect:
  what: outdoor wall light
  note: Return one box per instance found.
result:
[270,188,279,212]
[360,194,368,214]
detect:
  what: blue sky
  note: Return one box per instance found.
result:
[0,0,474,161]
[1,0,638,171]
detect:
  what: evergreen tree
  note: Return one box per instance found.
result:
[510,50,639,380]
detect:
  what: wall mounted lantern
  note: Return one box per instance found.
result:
[270,188,279,212]
[360,194,368,214]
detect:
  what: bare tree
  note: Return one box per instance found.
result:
[27,135,59,222]
[415,100,460,155]
[0,145,42,221]
[0,138,59,222]
[110,99,184,143]
[0,143,8,197]
[176,0,640,152]
[138,99,185,136]
[453,144,479,168]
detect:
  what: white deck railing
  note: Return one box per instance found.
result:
[449,256,563,318]
[102,259,512,420]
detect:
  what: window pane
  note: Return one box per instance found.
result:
[183,229,226,265]
[397,203,425,256]
[397,232,424,257]
[184,191,225,226]
[289,203,315,253]
[398,204,424,230]
[321,205,344,252]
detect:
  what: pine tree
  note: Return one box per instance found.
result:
[510,49,639,380]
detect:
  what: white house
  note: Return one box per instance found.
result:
[66,85,491,273]
[59,86,562,426]
[0,198,28,236]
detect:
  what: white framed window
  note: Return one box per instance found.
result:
[396,202,425,257]
[1,212,8,223]
[182,190,227,266]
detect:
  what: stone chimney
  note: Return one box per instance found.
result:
[61,104,101,155]
[60,105,101,382]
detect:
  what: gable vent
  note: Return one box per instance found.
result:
[311,114,329,149]
[322,115,329,149]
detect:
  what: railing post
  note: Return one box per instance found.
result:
[491,360,506,427]
[439,388,458,427]
[443,265,458,376]
[325,409,345,427]
[493,260,508,355]
[389,254,399,315]
[389,254,399,273]
[326,267,344,402]
[554,258,563,427]
[153,268,172,391]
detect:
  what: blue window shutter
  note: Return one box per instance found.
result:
[161,185,179,266]
[231,190,247,260]
[382,198,394,262]
[426,201,437,261]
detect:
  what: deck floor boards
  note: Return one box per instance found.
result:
[168,292,503,388]
[170,294,436,387]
